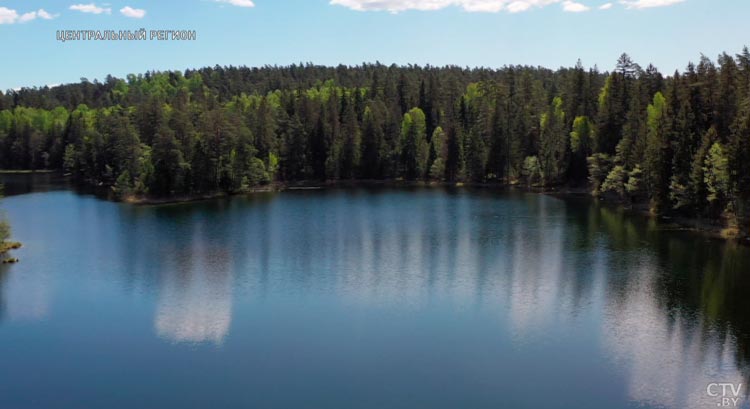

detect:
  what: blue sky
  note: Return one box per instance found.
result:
[0,0,747,90]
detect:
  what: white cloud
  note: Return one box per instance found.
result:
[562,0,590,12]
[330,0,453,12]
[18,11,38,23]
[507,1,532,12]
[0,7,58,24]
[331,0,686,12]
[0,7,19,24]
[69,3,112,15]
[215,0,255,7]
[37,9,57,20]
[461,0,505,12]
[619,0,684,9]
[330,0,567,13]
[120,6,146,18]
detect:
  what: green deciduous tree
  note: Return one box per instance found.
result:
[400,107,429,180]
[644,92,671,211]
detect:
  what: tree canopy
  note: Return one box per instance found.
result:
[2,49,750,230]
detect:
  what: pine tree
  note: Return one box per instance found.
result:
[445,124,463,182]
[361,103,385,179]
[339,95,361,179]
[669,73,699,211]
[486,97,507,181]
[717,53,740,139]
[729,102,750,228]
[152,124,188,195]
[570,116,593,181]
[539,97,568,184]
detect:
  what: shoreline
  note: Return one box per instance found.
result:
[123,180,748,244]
[121,180,518,206]
[3,172,745,245]
[549,191,750,244]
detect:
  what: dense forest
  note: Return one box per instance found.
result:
[1,49,750,231]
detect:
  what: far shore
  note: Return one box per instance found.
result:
[119,179,748,244]
[2,171,746,245]
[120,179,516,206]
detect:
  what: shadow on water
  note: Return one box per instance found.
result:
[0,172,71,197]
[566,198,750,405]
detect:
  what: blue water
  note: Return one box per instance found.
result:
[1,177,749,409]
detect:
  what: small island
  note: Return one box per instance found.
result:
[1,241,21,264]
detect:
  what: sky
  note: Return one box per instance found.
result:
[0,0,747,90]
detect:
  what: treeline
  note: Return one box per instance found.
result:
[1,50,750,227]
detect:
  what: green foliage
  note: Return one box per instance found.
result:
[539,97,568,184]
[643,92,671,211]
[400,108,429,180]
[113,170,133,199]
[587,153,613,196]
[429,127,447,180]
[625,165,645,198]
[63,144,77,174]
[601,165,628,198]
[361,104,385,179]
[704,142,730,205]
[522,156,542,186]
[0,50,747,226]
[465,129,488,182]
[267,152,280,180]
[245,157,270,186]
[570,116,593,154]
[729,103,750,225]
[133,146,154,195]
[569,116,594,181]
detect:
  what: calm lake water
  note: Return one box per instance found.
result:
[1,174,749,409]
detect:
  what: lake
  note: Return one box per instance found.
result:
[1,174,749,409]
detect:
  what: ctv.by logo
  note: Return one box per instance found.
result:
[707,383,743,407]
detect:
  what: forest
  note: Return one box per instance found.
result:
[1,48,750,231]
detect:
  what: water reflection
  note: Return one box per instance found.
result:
[590,205,750,408]
[0,172,71,197]
[113,190,750,393]
[153,243,234,344]
[2,184,750,408]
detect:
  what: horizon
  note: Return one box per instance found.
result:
[1,0,748,90]
[7,48,749,92]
